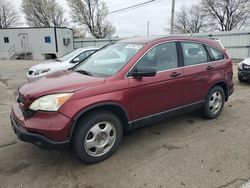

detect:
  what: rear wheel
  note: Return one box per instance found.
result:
[202,86,225,119]
[72,111,123,164]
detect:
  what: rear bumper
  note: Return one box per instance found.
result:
[10,115,70,150]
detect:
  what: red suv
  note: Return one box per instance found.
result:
[11,37,234,163]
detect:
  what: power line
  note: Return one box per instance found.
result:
[108,0,143,10]
[108,0,160,14]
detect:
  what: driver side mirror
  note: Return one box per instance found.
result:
[131,67,156,78]
[72,57,80,63]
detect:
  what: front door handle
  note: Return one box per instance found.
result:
[170,72,182,78]
[207,65,214,70]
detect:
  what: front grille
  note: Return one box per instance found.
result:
[243,64,250,71]
[17,92,35,118]
[28,70,34,75]
[20,105,35,118]
[17,94,25,103]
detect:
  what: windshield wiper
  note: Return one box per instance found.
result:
[75,69,93,76]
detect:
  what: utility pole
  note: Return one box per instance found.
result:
[170,0,175,34]
[147,21,150,36]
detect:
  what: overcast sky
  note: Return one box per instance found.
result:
[14,0,200,37]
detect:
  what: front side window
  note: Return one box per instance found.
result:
[206,46,224,61]
[135,42,178,71]
[58,50,83,61]
[181,42,208,66]
[77,50,96,62]
[74,43,144,77]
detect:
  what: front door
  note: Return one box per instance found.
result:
[128,42,184,121]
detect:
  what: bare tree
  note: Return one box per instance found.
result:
[0,0,20,28]
[173,5,210,34]
[67,0,115,38]
[201,0,250,31]
[22,0,67,27]
[72,26,86,38]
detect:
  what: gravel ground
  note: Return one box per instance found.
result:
[0,60,249,188]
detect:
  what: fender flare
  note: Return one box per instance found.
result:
[69,102,129,139]
[207,80,229,101]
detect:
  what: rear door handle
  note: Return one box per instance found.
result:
[170,72,182,78]
[207,65,214,70]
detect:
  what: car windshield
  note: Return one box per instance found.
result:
[58,50,82,61]
[73,43,144,77]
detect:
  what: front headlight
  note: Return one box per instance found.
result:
[238,62,243,70]
[30,93,73,111]
[34,68,50,75]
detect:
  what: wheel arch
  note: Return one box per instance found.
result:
[70,102,129,139]
[208,80,229,101]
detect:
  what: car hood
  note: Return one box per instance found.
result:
[29,60,72,70]
[19,70,105,99]
[242,58,250,65]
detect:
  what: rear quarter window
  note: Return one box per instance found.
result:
[205,45,224,61]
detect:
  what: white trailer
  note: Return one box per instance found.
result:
[0,27,73,60]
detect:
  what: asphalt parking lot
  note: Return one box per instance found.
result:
[0,60,250,188]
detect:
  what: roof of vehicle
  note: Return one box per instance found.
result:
[119,36,219,44]
[119,36,224,51]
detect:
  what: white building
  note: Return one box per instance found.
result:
[0,27,73,60]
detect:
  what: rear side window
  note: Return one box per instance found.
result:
[181,42,208,66]
[206,46,224,61]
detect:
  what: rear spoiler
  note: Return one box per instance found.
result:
[209,38,226,51]
[214,39,226,51]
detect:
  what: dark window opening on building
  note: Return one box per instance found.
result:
[63,38,71,46]
[4,37,9,43]
[45,36,51,43]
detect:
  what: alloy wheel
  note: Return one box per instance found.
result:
[84,121,116,157]
[209,91,223,115]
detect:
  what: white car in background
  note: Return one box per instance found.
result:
[27,47,99,80]
[238,57,250,82]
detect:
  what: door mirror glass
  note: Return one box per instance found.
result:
[131,67,156,78]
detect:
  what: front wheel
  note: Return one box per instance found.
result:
[72,111,123,164]
[202,86,225,119]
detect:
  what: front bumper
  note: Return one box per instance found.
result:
[11,116,70,150]
[10,104,73,150]
[238,69,250,80]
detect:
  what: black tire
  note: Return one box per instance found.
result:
[202,86,225,119]
[72,110,123,164]
[238,75,245,83]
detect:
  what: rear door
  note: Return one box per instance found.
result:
[181,41,212,105]
[128,42,184,121]
[181,41,228,106]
